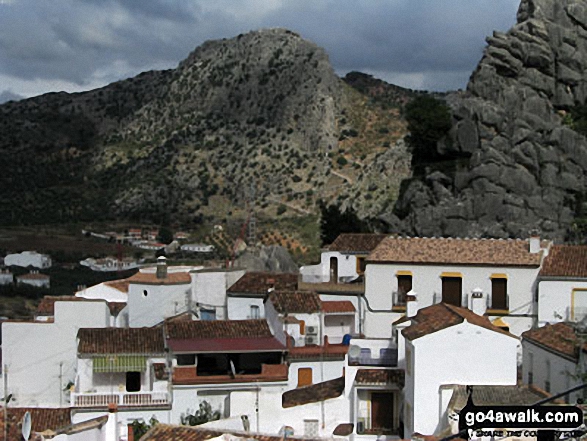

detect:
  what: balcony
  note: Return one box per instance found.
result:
[298,275,365,294]
[486,294,509,314]
[71,390,171,408]
[567,306,587,323]
[348,339,398,367]
[392,291,406,312]
[172,363,288,385]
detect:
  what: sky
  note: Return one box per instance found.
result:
[0,0,521,103]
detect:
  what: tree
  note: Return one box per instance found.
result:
[157,226,174,244]
[404,95,452,164]
[130,417,158,439]
[319,202,372,246]
[180,401,221,426]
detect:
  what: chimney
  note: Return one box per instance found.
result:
[156,256,167,279]
[529,231,541,254]
[406,291,418,318]
[471,288,486,316]
[106,403,118,441]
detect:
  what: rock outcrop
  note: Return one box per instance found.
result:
[394,0,587,239]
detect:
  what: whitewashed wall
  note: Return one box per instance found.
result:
[76,283,128,303]
[538,280,587,325]
[364,263,540,337]
[2,301,110,407]
[287,359,345,388]
[300,251,359,283]
[227,297,265,320]
[405,321,519,438]
[192,271,228,320]
[128,282,192,327]
[5,251,52,268]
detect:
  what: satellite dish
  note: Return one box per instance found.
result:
[348,345,361,358]
[21,411,31,441]
[229,360,236,378]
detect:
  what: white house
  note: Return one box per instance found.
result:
[181,243,215,253]
[191,268,246,321]
[226,272,298,320]
[300,234,387,284]
[363,236,548,339]
[399,302,519,438]
[538,245,587,325]
[16,270,50,288]
[4,251,52,268]
[521,322,587,404]
[75,279,130,303]
[2,299,111,407]
[0,269,13,285]
[80,257,140,272]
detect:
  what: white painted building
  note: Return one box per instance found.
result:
[227,272,298,320]
[191,268,246,321]
[75,279,130,303]
[399,302,519,438]
[80,257,140,272]
[300,234,387,283]
[0,269,13,285]
[16,270,50,288]
[2,299,111,407]
[4,251,52,268]
[181,243,215,253]
[538,245,587,325]
[364,236,548,338]
[522,322,587,404]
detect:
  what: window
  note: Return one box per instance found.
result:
[357,256,367,274]
[126,372,141,392]
[177,354,196,366]
[491,277,508,310]
[528,352,534,385]
[298,368,313,387]
[396,275,412,306]
[545,360,551,393]
[200,309,216,321]
[304,419,319,437]
[250,305,260,319]
[441,276,462,306]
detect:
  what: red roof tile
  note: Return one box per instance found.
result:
[368,237,544,267]
[282,376,345,408]
[17,273,49,280]
[321,301,355,313]
[0,407,71,441]
[326,234,388,253]
[540,245,587,278]
[354,369,404,386]
[128,271,191,285]
[77,327,165,354]
[141,425,320,441]
[268,291,322,314]
[104,279,131,293]
[227,272,298,295]
[522,322,581,361]
[402,303,517,341]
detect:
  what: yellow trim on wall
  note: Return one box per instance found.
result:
[571,288,587,321]
[440,272,462,278]
[396,270,413,276]
[490,273,508,279]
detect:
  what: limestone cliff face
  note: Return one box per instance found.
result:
[394,0,587,239]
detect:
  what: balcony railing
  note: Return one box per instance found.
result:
[173,363,288,385]
[486,294,509,312]
[567,307,587,323]
[392,291,406,310]
[71,390,171,408]
[348,347,398,367]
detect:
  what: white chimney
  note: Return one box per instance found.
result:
[156,255,168,279]
[529,232,541,254]
[471,288,486,316]
[406,290,418,318]
[105,403,118,441]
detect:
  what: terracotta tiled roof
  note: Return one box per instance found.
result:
[402,303,517,341]
[540,245,587,278]
[17,273,49,280]
[0,407,71,441]
[36,296,100,316]
[141,425,320,441]
[104,279,131,293]
[268,291,322,314]
[287,344,349,361]
[326,234,388,253]
[321,301,355,313]
[128,271,191,285]
[165,319,273,340]
[448,385,549,411]
[522,322,582,361]
[77,327,165,354]
[282,376,345,408]
[333,424,354,436]
[368,237,544,267]
[227,272,298,295]
[354,369,405,386]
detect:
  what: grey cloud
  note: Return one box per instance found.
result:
[0,90,24,103]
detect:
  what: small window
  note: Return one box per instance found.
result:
[177,354,196,366]
[250,305,260,319]
[396,275,412,305]
[356,257,367,274]
[528,352,534,385]
[200,309,216,321]
[441,277,462,306]
[298,367,313,387]
[491,278,508,310]
[545,360,551,393]
[143,290,148,297]
[126,372,141,392]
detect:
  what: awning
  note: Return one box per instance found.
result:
[93,355,146,373]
